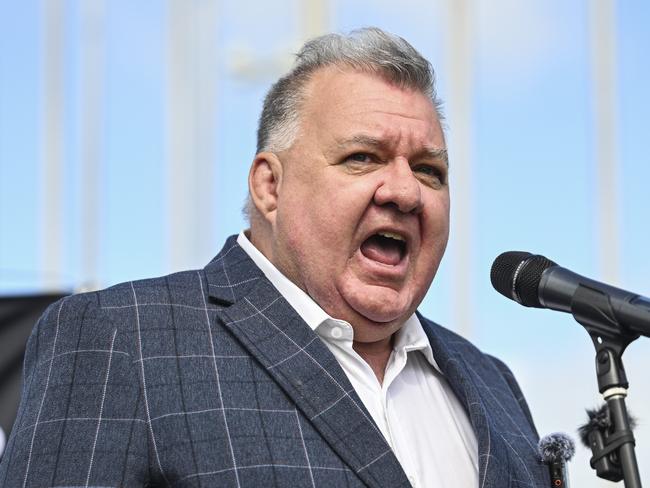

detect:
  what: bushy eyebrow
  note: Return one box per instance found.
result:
[335,134,449,166]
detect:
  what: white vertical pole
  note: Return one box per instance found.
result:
[166,0,218,271]
[589,0,620,284]
[167,0,194,272]
[445,0,474,338]
[302,0,328,39]
[41,0,65,291]
[194,0,218,262]
[78,0,105,292]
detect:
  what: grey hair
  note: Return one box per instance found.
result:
[256,27,443,154]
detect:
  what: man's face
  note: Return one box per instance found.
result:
[266,67,449,343]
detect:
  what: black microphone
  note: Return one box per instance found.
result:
[538,433,575,487]
[490,251,650,338]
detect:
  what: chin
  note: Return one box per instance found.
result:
[355,305,409,324]
[339,281,414,324]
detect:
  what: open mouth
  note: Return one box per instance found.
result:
[360,231,407,266]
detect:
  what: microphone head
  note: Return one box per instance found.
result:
[490,251,557,307]
[538,432,576,464]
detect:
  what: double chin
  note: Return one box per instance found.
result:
[336,271,414,325]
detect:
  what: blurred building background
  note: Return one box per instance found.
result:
[1,0,649,484]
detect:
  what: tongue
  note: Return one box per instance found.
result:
[360,235,403,266]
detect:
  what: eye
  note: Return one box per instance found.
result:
[348,152,372,163]
[413,164,446,185]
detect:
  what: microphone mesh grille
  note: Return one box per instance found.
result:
[491,251,557,307]
[490,251,532,301]
[517,255,557,307]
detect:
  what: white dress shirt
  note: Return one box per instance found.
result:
[237,231,478,488]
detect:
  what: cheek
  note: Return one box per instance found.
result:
[276,197,336,264]
[421,196,450,255]
[301,182,371,234]
[278,170,382,255]
[423,192,450,226]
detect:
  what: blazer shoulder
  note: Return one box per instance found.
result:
[21,268,204,381]
[97,268,209,309]
[21,289,133,386]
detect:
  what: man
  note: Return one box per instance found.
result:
[0,28,549,487]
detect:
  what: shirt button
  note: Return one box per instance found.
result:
[408,475,416,487]
[330,327,343,339]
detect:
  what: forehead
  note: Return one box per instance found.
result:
[299,67,444,151]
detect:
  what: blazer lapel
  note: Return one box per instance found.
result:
[420,317,511,488]
[203,236,410,488]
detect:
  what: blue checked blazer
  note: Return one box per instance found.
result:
[1,235,550,487]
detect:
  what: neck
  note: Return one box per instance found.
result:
[353,335,394,384]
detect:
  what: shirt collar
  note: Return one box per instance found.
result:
[237,230,442,373]
[393,314,439,371]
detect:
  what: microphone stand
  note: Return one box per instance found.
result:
[572,285,643,488]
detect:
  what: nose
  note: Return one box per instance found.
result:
[373,157,423,213]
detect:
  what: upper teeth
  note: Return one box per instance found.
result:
[378,231,405,242]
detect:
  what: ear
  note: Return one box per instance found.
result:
[248,151,283,225]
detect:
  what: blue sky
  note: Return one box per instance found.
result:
[1,1,649,484]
